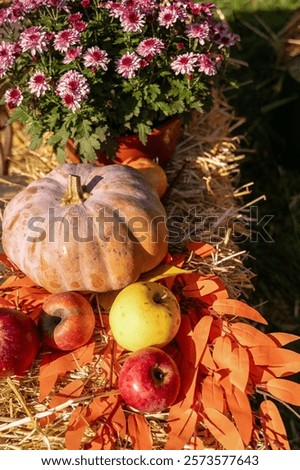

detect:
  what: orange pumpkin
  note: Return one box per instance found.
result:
[123,157,168,198]
[2,164,168,293]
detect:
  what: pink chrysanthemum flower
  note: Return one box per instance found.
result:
[0,41,16,77]
[188,1,216,17]
[63,46,83,64]
[212,23,240,49]
[4,87,23,109]
[28,71,51,97]
[170,52,198,75]
[186,21,210,45]
[83,47,110,70]
[53,29,81,53]
[120,10,145,33]
[197,53,217,76]
[136,38,165,58]
[56,70,90,112]
[115,51,141,79]
[158,6,179,29]
[19,26,48,56]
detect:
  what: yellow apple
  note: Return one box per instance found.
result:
[109,281,181,351]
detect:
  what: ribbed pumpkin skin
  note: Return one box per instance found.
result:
[2,164,168,293]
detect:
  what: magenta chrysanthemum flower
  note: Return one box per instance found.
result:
[28,71,51,97]
[171,52,198,75]
[115,51,141,79]
[212,23,240,48]
[4,87,23,109]
[56,70,90,112]
[19,26,48,56]
[83,47,110,70]
[0,41,16,77]
[53,29,81,53]
[137,38,165,58]
[63,46,83,64]
[188,1,216,17]
[120,10,145,33]
[186,22,210,45]
[197,53,217,76]
[158,6,179,29]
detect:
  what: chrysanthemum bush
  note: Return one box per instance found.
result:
[0,0,239,162]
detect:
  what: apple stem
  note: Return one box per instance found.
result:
[60,174,90,206]
[153,292,167,304]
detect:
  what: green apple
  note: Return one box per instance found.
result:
[109,282,181,351]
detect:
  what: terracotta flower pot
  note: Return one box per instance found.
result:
[65,118,182,168]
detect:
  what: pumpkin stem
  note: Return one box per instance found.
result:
[60,174,90,206]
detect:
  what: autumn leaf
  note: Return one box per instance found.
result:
[225,386,253,446]
[183,274,227,304]
[259,400,290,450]
[203,408,245,450]
[266,378,300,406]
[0,297,15,308]
[229,345,250,393]
[212,299,268,325]
[40,379,84,427]
[127,414,153,450]
[140,264,193,283]
[186,242,216,258]
[190,315,213,367]
[249,346,300,373]
[65,406,87,450]
[201,375,224,413]
[39,342,95,401]
[267,332,300,347]
[230,322,276,348]
[165,404,198,450]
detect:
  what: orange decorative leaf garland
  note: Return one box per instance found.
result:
[0,246,300,450]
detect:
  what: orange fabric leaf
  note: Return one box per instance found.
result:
[213,335,232,370]
[249,346,300,371]
[65,406,87,450]
[183,274,227,304]
[266,378,300,406]
[140,264,192,283]
[230,322,276,348]
[225,386,253,446]
[127,414,153,450]
[176,314,195,363]
[201,375,224,413]
[39,373,59,403]
[229,346,249,392]
[165,404,198,450]
[85,395,119,423]
[0,253,19,271]
[191,315,213,367]
[212,299,268,325]
[186,242,216,258]
[40,379,84,426]
[267,332,300,347]
[0,297,15,308]
[259,400,290,450]
[203,408,244,450]
[39,342,95,400]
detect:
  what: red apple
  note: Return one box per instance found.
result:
[38,292,95,351]
[0,308,40,377]
[118,347,180,413]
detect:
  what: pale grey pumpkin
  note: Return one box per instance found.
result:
[2,163,168,293]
